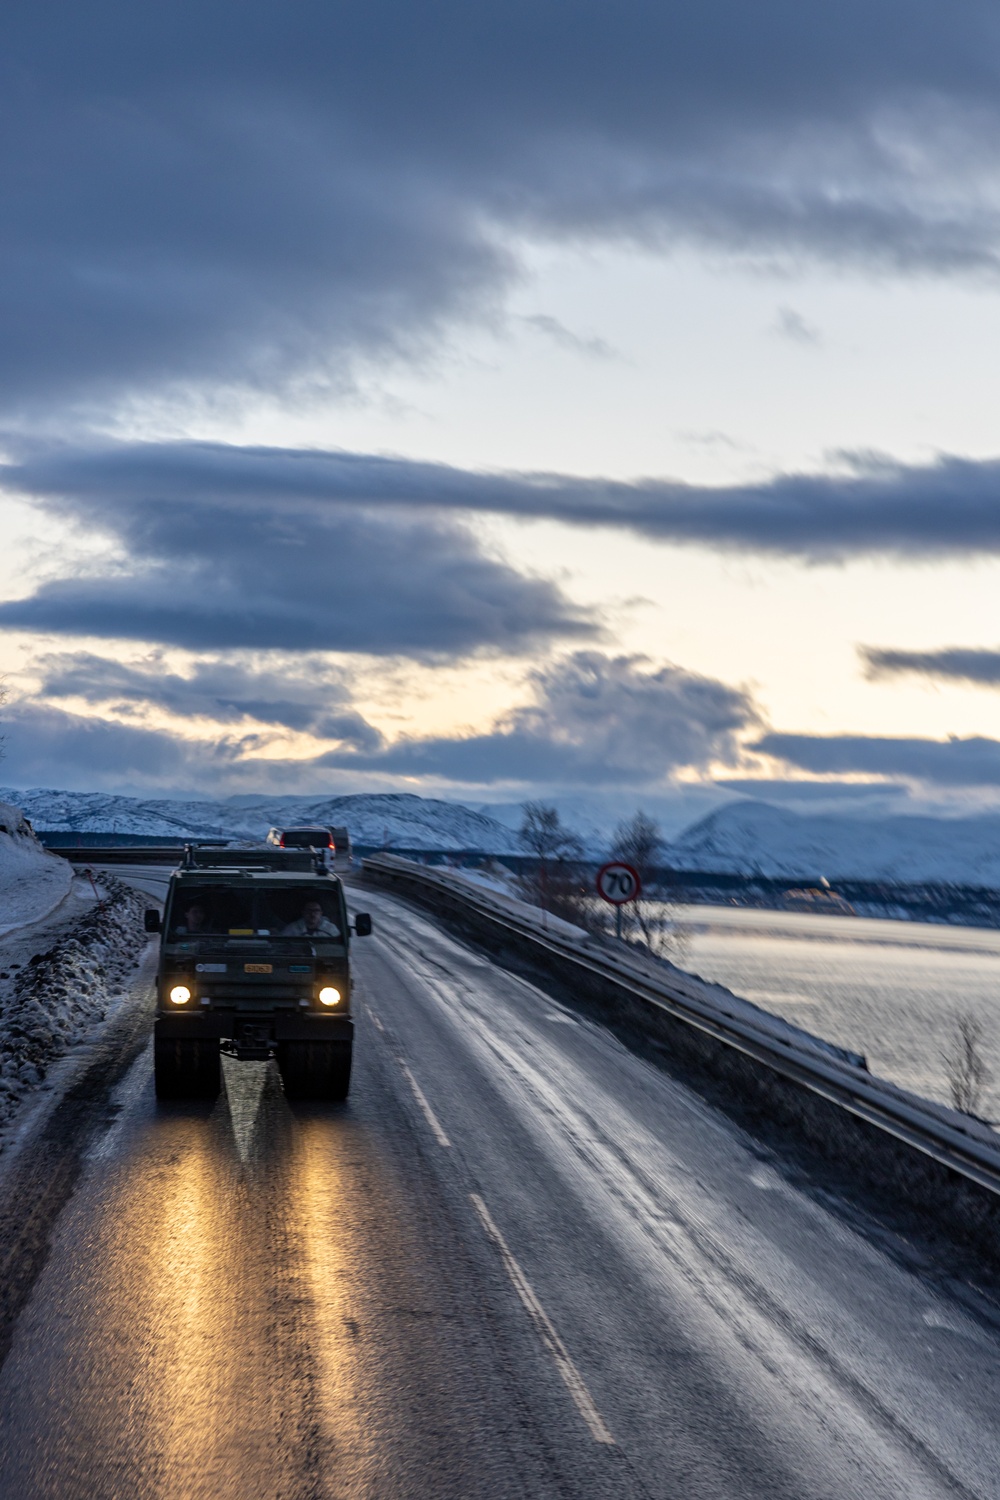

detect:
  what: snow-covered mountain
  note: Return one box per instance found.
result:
[0,788,522,854]
[14,781,1000,885]
[668,801,1000,886]
[476,787,731,852]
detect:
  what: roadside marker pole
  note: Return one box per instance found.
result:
[83,866,104,909]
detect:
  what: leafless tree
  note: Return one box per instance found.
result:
[943,1011,993,1117]
[611,809,663,886]
[517,802,587,923]
[606,809,688,960]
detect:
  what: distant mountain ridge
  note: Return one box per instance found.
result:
[8,784,1000,886]
[667,801,1000,887]
[0,788,523,855]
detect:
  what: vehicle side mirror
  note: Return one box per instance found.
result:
[354,913,373,937]
[144,908,162,933]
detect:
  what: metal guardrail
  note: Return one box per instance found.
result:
[50,846,189,865]
[363,853,1000,1203]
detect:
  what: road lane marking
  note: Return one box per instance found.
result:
[400,1062,451,1147]
[364,1004,450,1146]
[470,1193,615,1445]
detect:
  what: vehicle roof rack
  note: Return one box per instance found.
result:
[181,845,328,873]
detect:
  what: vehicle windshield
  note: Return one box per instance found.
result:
[169,884,342,938]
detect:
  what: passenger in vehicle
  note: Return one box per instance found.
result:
[175,901,209,934]
[281,900,340,937]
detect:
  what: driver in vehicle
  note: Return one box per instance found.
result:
[281,900,341,937]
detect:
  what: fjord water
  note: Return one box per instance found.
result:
[677,905,1000,1118]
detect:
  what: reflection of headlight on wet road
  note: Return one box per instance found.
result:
[318,987,341,1007]
[169,985,192,1005]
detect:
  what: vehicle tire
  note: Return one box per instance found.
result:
[278,1041,351,1101]
[154,1037,221,1100]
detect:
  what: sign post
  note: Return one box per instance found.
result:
[595,861,641,940]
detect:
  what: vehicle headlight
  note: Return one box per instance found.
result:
[318,986,341,1007]
[169,984,192,1005]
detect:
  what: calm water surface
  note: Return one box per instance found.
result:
[675,904,1000,1116]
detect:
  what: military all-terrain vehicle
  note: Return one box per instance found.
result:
[144,846,372,1101]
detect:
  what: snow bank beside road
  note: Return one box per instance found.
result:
[0,802,72,936]
[0,874,148,1131]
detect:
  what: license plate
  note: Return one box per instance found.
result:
[244,963,273,974]
[196,963,227,973]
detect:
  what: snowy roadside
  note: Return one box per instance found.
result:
[0,801,73,937]
[0,873,150,1133]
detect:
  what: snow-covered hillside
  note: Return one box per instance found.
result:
[0,788,522,855]
[668,801,1000,886]
[476,787,730,852]
[14,781,1000,885]
[0,800,73,933]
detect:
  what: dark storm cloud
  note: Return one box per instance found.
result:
[318,652,762,786]
[2,651,759,792]
[0,474,595,653]
[3,1,1000,412]
[10,439,1000,562]
[757,731,1000,785]
[862,645,1000,685]
[0,701,327,793]
[35,651,385,748]
[2,704,203,786]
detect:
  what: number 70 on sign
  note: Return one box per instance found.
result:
[595,862,641,905]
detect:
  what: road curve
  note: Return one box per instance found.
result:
[0,880,996,1497]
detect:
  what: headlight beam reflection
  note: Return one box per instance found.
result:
[290,1119,374,1486]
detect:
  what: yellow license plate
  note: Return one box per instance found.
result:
[244,963,273,974]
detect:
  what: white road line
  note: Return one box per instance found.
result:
[399,1062,452,1147]
[366,1006,450,1146]
[470,1192,615,1446]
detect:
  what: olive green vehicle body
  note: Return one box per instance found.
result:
[149,847,369,1100]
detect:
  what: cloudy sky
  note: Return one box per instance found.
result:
[3,0,1000,821]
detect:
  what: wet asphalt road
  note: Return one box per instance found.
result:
[0,879,999,1497]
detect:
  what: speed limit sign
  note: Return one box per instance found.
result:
[596,861,641,905]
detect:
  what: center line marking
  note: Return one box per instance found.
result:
[470,1193,615,1445]
[400,1062,451,1147]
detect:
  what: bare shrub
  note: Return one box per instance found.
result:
[943,1011,993,1116]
